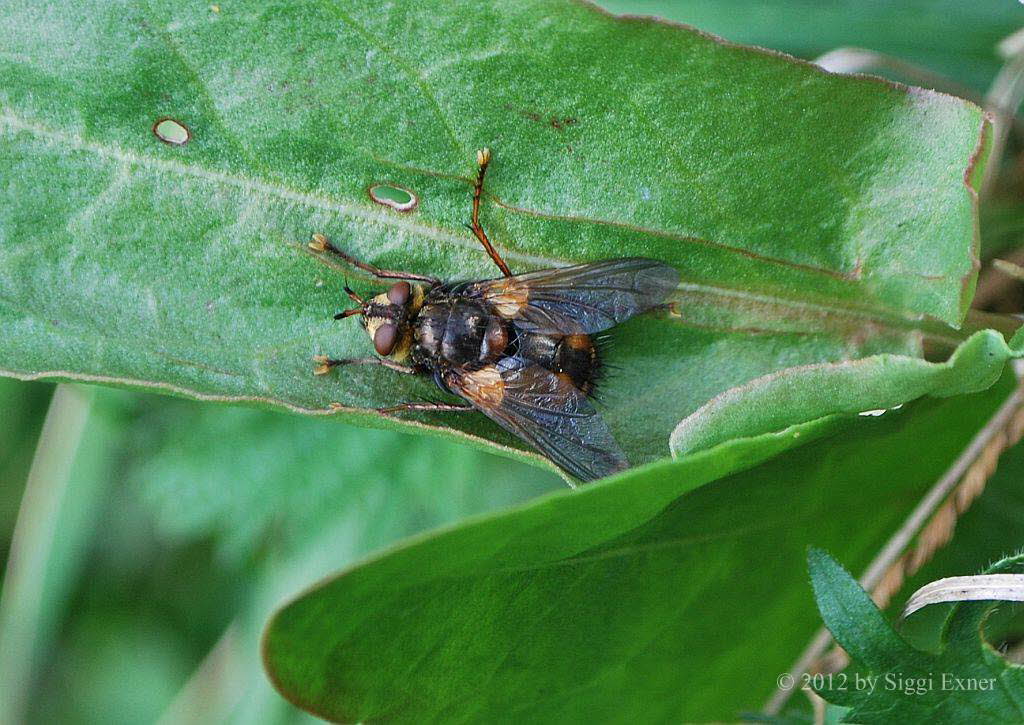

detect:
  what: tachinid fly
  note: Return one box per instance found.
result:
[309,149,679,482]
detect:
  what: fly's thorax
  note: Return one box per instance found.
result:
[411,297,509,365]
[362,283,425,362]
[411,302,448,359]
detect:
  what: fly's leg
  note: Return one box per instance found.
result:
[651,301,681,318]
[470,148,513,277]
[313,356,416,376]
[308,234,441,286]
[313,357,472,414]
[377,402,474,414]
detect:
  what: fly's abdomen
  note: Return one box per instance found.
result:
[518,332,601,395]
[554,334,601,395]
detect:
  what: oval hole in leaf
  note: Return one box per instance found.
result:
[152,117,190,146]
[368,183,417,212]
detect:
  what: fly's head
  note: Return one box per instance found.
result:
[337,280,425,361]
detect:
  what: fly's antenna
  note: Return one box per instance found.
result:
[335,281,366,319]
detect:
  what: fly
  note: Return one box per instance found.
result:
[309,149,679,482]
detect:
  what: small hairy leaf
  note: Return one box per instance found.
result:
[808,548,1024,723]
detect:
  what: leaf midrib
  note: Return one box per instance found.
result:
[0,109,976,351]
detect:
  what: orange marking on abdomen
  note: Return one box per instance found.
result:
[564,333,593,351]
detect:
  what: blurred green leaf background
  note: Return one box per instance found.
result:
[3,1,1024,723]
[0,380,561,723]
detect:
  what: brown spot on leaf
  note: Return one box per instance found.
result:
[503,104,578,131]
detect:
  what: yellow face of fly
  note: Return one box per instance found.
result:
[363,283,424,361]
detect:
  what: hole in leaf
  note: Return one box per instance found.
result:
[152,117,190,146]
[369,183,417,212]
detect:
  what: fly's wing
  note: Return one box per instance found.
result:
[466,257,679,335]
[444,358,629,482]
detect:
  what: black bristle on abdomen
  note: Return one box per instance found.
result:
[551,333,604,398]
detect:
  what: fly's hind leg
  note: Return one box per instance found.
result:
[313,355,416,376]
[377,402,474,415]
[312,357,472,413]
[469,148,513,277]
[308,234,441,286]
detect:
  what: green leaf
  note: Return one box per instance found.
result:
[112,389,559,723]
[808,548,1024,724]
[0,0,989,469]
[672,327,1024,455]
[599,1,1022,92]
[0,385,122,724]
[261,371,1015,723]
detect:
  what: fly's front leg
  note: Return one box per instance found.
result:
[313,355,416,376]
[308,234,441,287]
[377,402,474,415]
[470,148,513,277]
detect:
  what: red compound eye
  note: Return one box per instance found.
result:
[373,323,398,356]
[387,281,411,306]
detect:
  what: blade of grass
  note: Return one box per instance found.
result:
[0,384,95,721]
[155,622,245,725]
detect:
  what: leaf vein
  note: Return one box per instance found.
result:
[320,1,467,160]
[0,109,559,269]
